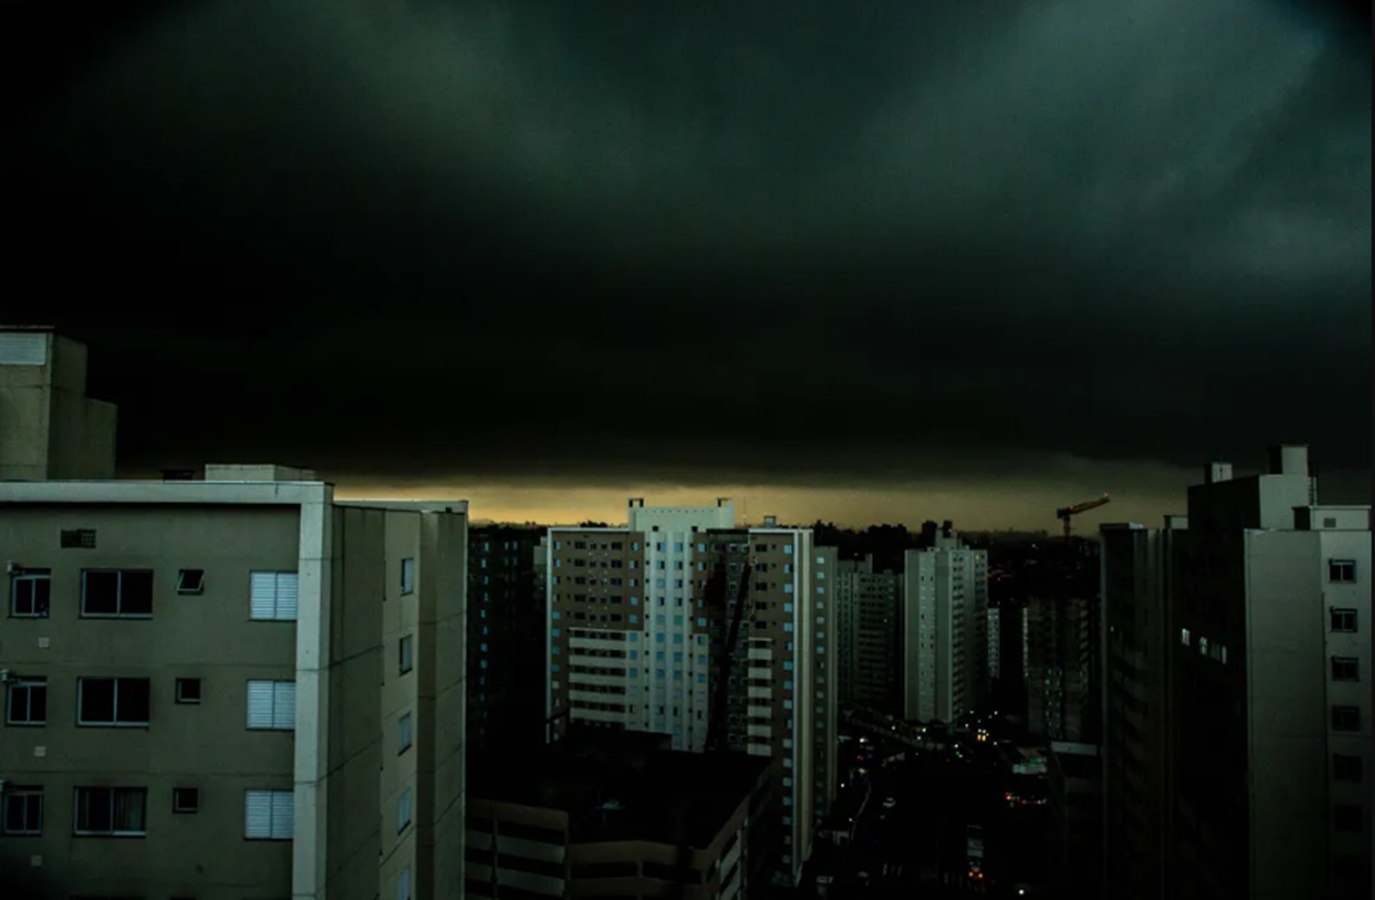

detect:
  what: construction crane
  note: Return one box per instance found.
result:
[1055,493,1111,539]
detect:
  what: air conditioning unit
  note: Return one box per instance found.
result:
[5,562,19,575]
[0,670,10,684]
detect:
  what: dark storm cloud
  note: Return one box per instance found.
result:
[3,0,1369,485]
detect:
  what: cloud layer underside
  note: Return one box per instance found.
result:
[19,0,1372,476]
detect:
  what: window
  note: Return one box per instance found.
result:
[400,558,415,595]
[60,528,97,548]
[1328,559,1357,583]
[81,570,154,617]
[1333,754,1362,782]
[244,789,293,840]
[1331,657,1360,682]
[249,571,299,621]
[175,678,202,704]
[398,867,412,900]
[1330,608,1358,632]
[5,676,47,725]
[10,569,51,617]
[246,680,296,730]
[176,569,205,595]
[399,635,414,675]
[77,678,151,727]
[1331,705,1361,732]
[74,786,148,836]
[398,712,413,754]
[2,787,42,835]
[397,788,412,832]
[1333,804,1362,832]
[172,787,200,814]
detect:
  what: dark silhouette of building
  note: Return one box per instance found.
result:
[467,524,546,750]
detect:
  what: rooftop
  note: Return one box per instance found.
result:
[468,730,769,848]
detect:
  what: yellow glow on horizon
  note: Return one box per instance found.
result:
[333,479,1188,532]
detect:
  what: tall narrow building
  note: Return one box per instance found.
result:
[1099,516,1185,900]
[467,524,545,751]
[1024,594,1097,743]
[834,555,902,714]
[901,527,988,723]
[543,500,836,887]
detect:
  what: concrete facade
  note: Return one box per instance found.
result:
[464,734,772,899]
[0,474,467,900]
[467,524,545,751]
[901,530,988,723]
[0,327,116,481]
[1104,446,1372,900]
[542,501,837,887]
[834,555,902,715]
[1099,517,1185,900]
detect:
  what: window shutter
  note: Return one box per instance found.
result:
[245,790,272,838]
[275,573,299,620]
[246,681,275,729]
[271,790,295,839]
[273,682,297,730]
[250,573,278,620]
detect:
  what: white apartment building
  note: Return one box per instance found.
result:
[1161,446,1370,900]
[543,500,837,888]
[902,529,989,723]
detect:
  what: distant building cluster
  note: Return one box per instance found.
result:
[0,325,1368,900]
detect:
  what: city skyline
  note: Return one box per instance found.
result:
[3,0,1369,528]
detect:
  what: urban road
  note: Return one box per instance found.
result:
[801,709,1051,899]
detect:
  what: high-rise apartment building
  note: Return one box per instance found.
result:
[901,528,988,723]
[1099,516,1185,900]
[542,500,836,887]
[834,555,902,714]
[0,330,468,900]
[1024,594,1097,743]
[987,606,1001,682]
[1102,445,1371,900]
[467,524,545,751]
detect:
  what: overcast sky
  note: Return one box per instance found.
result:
[4,0,1368,529]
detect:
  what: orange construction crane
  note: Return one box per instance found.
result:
[1055,493,1111,539]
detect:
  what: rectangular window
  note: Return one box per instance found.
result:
[1333,754,1362,783]
[244,789,293,840]
[399,634,414,674]
[246,680,296,730]
[174,677,201,704]
[1331,705,1361,732]
[1333,804,1362,832]
[176,569,205,595]
[10,569,51,617]
[5,676,47,725]
[398,866,412,900]
[1332,657,1360,682]
[2,787,42,835]
[400,558,415,595]
[172,787,200,814]
[398,712,413,754]
[74,786,148,836]
[1330,608,1358,632]
[81,569,154,618]
[249,571,299,621]
[77,678,151,727]
[397,788,412,833]
[1328,559,1357,583]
